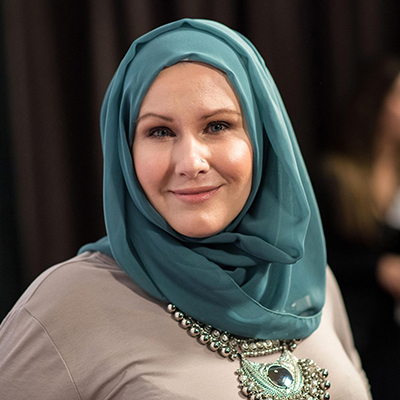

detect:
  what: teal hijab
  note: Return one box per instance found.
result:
[80,18,326,340]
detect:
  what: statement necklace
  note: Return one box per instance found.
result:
[167,304,331,400]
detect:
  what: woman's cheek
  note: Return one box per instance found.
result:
[218,139,253,182]
[134,145,162,194]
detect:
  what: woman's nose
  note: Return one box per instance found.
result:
[173,135,210,178]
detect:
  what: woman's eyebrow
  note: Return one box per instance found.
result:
[136,113,174,124]
[136,109,241,124]
[200,109,241,120]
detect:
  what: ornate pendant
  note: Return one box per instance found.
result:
[166,304,331,399]
[236,350,331,400]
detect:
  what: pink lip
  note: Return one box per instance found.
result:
[171,186,221,203]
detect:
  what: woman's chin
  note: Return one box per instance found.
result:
[170,218,225,238]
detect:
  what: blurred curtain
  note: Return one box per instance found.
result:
[1,0,400,318]
[0,5,21,321]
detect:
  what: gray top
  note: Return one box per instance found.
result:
[0,252,372,399]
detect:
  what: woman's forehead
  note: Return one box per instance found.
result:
[139,62,244,121]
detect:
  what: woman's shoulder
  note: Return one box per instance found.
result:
[8,252,125,315]
[0,252,122,399]
[0,252,167,400]
[6,251,161,325]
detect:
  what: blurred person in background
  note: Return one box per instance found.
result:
[316,55,400,399]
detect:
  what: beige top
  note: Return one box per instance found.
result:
[0,252,372,399]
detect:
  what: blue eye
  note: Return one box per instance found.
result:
[208,122,228,133]
[149,127,173,138]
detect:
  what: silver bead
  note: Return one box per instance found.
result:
[198,334,211,344]
[221,333,229,343]
[324,380,331,389]
[189,326,200,336]
[209,340,220,351]
[167,304,176,313]
[241,386,249,396]
[241,342,249,351]
[219,346,231,357]
[174,311,184,321]
[180,318,192,329]
[229,352,238,360]
[212,330,220,338]
[230,338,238,347]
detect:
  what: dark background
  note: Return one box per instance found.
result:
[1,0,400,319]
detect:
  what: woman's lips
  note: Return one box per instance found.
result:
[171,186,221,203]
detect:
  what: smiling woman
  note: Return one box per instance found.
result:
[0,19,372,399]
[133,62,253,238]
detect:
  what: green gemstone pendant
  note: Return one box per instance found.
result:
[236,350,330,400]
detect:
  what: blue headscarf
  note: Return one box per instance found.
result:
[80,19,326,339]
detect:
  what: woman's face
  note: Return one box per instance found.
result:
[133,62,253,238]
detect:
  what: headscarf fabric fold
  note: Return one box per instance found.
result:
[80,19,326,339]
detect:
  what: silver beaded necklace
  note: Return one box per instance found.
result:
[167,303,331,400]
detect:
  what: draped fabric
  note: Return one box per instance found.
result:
[80,19,326,339]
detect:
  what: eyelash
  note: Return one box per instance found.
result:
[147,121,230,139]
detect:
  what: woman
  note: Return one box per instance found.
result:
[316,56,400,399]
[0,19,371,399]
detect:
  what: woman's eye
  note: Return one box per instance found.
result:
[149,127,173,138]
[207,122,229,133]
